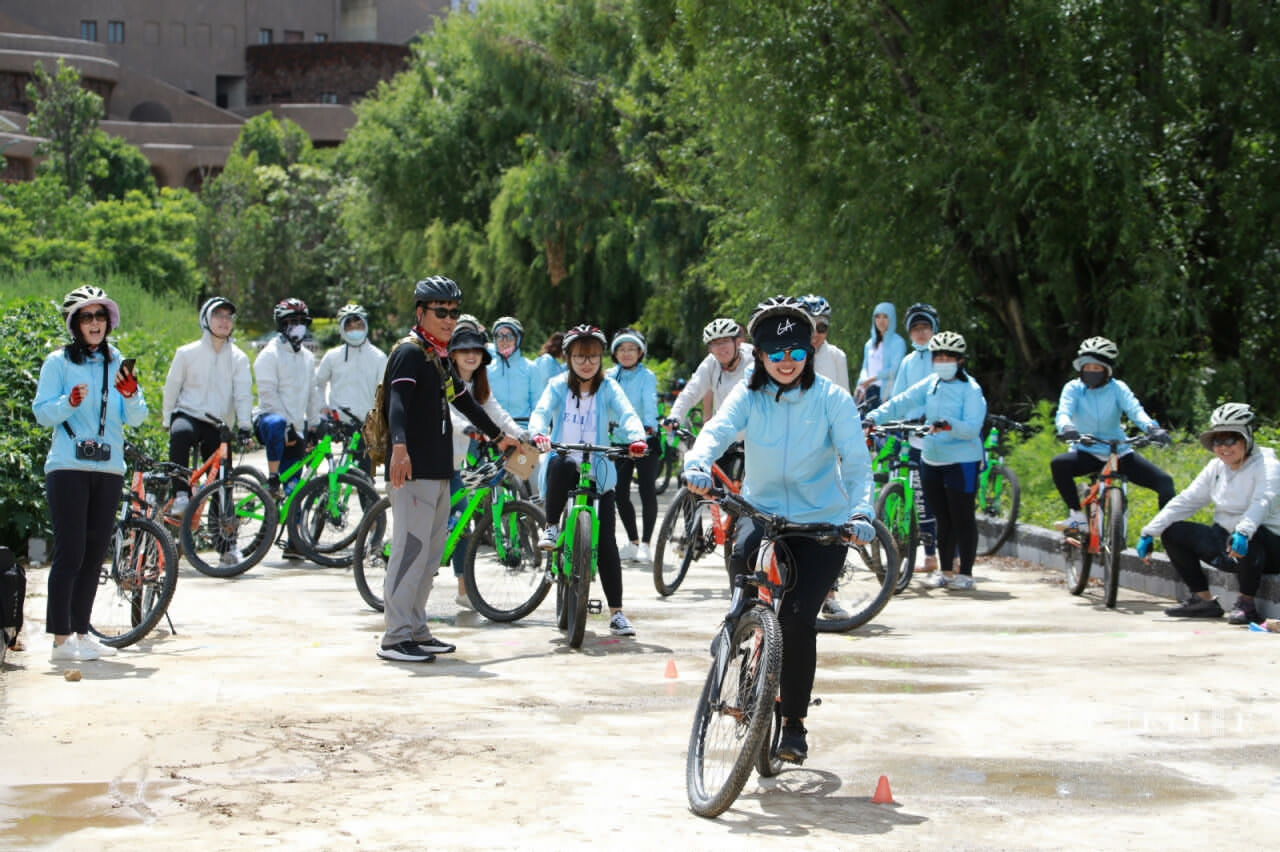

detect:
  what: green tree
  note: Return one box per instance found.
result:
[25,58,105,198]
[89,133,157,201]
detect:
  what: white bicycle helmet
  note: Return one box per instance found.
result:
[702,318,742,344]
[800,294,832,321]
[1199,402,1255,452]
[61,285,120,336]
[459,457,504,489]
[1073,336,1119,372]
[927,330,967,357]
[336,303,368,328]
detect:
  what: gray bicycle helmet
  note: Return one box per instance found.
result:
[335,303,368,329]
[414,275,463,304]
[492,316,524,345]
[610,327,647,358]
[1199,402,1255,453]
[800,294,832,321]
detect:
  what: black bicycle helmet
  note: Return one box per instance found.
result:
[746,295,813,344]
[904,302,939,333]
[414,275,463,304]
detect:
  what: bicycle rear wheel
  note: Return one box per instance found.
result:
[978,464,1021,556]
[1103,488,1126,608]
[181,475,277,577]
[687,606,781,818]
[816,520,899,633]
[652,487,708,596]
[465,500,550,622]
[566,512,593,648]
[352,495,391,611]
[287,472,381,567]
[90,517,179,647]
[874,481,918,594]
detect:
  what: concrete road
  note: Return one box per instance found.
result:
[2,505,1279,850]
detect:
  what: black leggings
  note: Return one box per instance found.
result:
[919,462,978,576]
[169,413,221,496]
[1162,521,1280,597]
[613,434,660,543]
[1052,450,1175,511]
[46,469,123,635]
[543,454,624,609]
[729,519,846,719]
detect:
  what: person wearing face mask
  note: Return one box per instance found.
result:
[607,328,660,564]
[1135,404,1280,624]
[1051,337,1174,534]
[253,299,323,530]
[854,301,907,412]
[487,316,539,426]
[864,331,987,589]
[889,302,941,572]
[162,297,255,519]
[315,304,387,476]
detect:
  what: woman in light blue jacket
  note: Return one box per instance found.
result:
[607,328,660,563]
[529,324,648,638]
[866,331,987,590]
[683,296,876,766]
[32,286,149,663]
[854,301,907,411]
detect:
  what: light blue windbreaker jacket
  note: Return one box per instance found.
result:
[533,352,566,389]
[607,363,658,432]
[684,375,874,526]
[869,373,987,465]
[529,374,645,495]
[890,348,934,420]
[856,301,907,391]
[1054,377,1158,459]
[33,344,149,476]
[488,349,539,420]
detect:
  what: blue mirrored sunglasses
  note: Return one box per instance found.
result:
[765,348,807,363]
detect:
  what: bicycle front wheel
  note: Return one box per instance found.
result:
[816,519,899,633]
[181,475,277,577]
[90,517,179,647]
[1103,488,1126,608]
[687,606,781,818]
[874,480,918,593]
[566,512,593,649]
[755,699,784,779]
[287,472,381,567]
[1067,504,1094,596]
[654,447,675,496]
[652,487,706,596]
[352,495,391,611]
[978,464,1021,556]
[465,500,550,622]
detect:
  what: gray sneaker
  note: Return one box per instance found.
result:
[947,574,976,591]
[1164,596,1224,618]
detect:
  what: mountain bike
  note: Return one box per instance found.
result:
[544,441,638,649]
[1062,432,1156,608]
[869,421,929,593]
[977,414,1031,556]
[686,490,853,818]
[352,447,546,616]
[89,450,180,648]
[651,430,740,596]
[284,411,381,566]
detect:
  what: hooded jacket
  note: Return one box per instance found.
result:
[253,333,322,435]
[856,302,907,392]
[315,339,387,422]
[868,373,988,466]
[163,329,254,429]
[528,373,645,495]
[1141,447,1280,540]
[488,349,539,420]
[684,374,874,526]
[607,362,659,431]
[1055,377,1159,459]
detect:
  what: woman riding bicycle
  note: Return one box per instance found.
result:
[530,324,648,637]
[1052,336,1174,533]
[683,295,875,765]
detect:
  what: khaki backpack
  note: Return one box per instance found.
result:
[364,334,454,467]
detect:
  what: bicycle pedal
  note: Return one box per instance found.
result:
[588,599,603,614]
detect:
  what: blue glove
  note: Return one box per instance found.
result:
[683,469,713,491]
[847,516,876,544]
[1230,532,1249,556]
[1136,535,1154,559]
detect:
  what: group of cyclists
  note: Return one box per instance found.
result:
[31,279,1280,761]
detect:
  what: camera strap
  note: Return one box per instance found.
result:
[61,356,111,441]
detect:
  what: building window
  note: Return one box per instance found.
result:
[257,28,272,44]
[80,20,98,41]
[283,30,304,43]
[107,21,125,43]
[319,93,339,105]
[314,33,328,42]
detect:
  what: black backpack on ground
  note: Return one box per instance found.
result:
[0,546,25,662]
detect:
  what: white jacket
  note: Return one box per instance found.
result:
[162,331,254,429]
[451,389,522,469]
[253,334,322,434]
[1141,447,1280,539]
[670,343,754,424]
[315,341,387,422]
[812,341,850,393]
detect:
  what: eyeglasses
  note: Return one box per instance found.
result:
[765,348,807,363]
[494,332,517,341]
[1212,434,1242,447]
[815,323,829,334]
[423,306,463,319]
[77,309,110,325]
[571,354,601,364]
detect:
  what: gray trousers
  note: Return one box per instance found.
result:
[382,478,450,646]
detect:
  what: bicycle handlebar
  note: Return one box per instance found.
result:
[700,487,851,545]
[986,413,1034,435]
[1071,432,1156,450]
[870,419,930,438]
[548,441,641,459]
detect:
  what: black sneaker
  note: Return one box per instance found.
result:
[1164,596,1224,618]
[267,475,283,501]
[776,723,808,764]
[1227,597,1261,625]
[377,641,436,662]
[414,635,456,654]
[281,545,305,561]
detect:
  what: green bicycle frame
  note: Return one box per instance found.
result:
[551,453,600,582]
[976,426,1005,503]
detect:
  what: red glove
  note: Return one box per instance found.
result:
[115,373,138,398]
[628,441,648,458]
[69,384,87,407]
[533,434,551,452]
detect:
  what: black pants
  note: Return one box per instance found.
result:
[919,461,979,576]
[543,454,624,609]
[730,519,846,719]
[1162,521,1280,597]
[46,469,123,635]
[169,413,221,496]
[1051,450,1175,511]
[613,435,660,543]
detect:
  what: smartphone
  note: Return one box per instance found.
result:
[120,358,137,377]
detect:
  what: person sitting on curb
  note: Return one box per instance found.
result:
[1137,403,1280,624]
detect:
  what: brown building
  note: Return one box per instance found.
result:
[0,1,451,188]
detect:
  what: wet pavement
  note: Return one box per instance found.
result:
[2,502,1279,850]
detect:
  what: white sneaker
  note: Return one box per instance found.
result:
[1053,510,1087,532]
[455,592,474,610]
[618,541,638,561]
[609,611,637,637]
[50,636,98,662]
[219,547,245,567]
[78,634,118,657]
[635,542,651,563]
[924,572,950,589]
[167,493,190,518]
[947,574,975,591]
[538,525,559,551]
[821,598,849,618]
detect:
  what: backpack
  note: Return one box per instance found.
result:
[0,546,25,661]
[363,334,453,467]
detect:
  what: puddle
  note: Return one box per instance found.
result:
[902,758,1215,803]
[0,779,178,843]
[818,678,967,695]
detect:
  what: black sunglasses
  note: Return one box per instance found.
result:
[422,306,462,319]
[1211,434,1242,447]
[77,309,110,325]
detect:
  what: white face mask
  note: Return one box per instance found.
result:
[933,362,958,381]
[286,324,307,342]
[343,329,367,346]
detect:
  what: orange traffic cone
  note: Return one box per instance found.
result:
[664,659,679,679]
[872,775,896,804]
